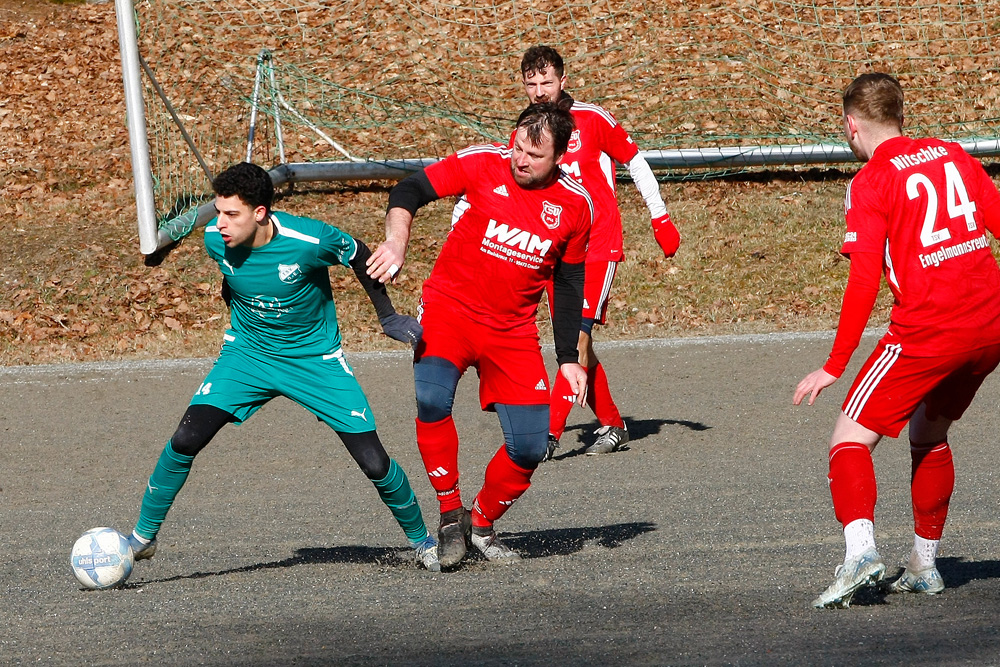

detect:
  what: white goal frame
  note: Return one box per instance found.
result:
[115,1,1000,255]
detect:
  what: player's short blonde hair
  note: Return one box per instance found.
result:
[843,73,903,130]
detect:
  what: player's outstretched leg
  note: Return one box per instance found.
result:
[470,446,525,562]
[339,429,441,572]
[129,404,230,562]
[888,440,953,594]
[813,441,885,608]
[371,458,441,572]
[130,440,196,561]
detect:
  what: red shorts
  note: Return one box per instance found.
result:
[842,338,1000,437]
[545,260,619,326]
[417,301,549,411]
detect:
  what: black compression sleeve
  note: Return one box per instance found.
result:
[551,260,585,365]
[386,170,439,215]
[349,238,396,320]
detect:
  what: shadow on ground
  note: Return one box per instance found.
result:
[134,522,656,585]
[554,416,711,459]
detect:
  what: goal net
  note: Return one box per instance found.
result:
[120,0,1000,250]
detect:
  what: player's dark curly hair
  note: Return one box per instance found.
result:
[516,102,575,157]
[212,162,274,213]
[843,73,903,130]
[521,45,563,79]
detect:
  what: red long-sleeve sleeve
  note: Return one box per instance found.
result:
[823,251,882,378]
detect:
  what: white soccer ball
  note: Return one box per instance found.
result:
[70,527,134,590]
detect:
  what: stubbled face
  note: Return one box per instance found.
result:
[522,66,566,104]
[214,194,269,247]
[510,126,561,188]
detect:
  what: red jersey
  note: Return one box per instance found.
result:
[561,101,639,262]
[842,135,1000,356]
[507,101,639,262]
[422,143,593,334]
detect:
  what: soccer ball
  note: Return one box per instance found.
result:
[70,527,134,590]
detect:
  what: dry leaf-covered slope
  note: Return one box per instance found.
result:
[1,0,976,366]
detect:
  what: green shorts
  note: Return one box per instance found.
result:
[190,339,376,433]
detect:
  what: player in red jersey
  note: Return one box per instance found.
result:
[367,103,592,567]
[794,73,1000,608]
[519,45,679,458]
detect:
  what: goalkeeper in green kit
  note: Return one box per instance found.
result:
[126,162,440,571]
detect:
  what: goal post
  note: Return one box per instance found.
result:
[115,0,1000,255]
[114,0,158,255]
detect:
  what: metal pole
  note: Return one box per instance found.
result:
[114,0,158,254]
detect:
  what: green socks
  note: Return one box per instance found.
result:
[373,459,429,543]
[134,447,427,546]
[134,441,195,541]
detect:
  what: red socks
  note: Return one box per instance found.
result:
[472,446,533,528]
[548,371,576,440]
[828,442,877,526]
[910,440,954,540]
[586,362,624,429]
[415,416,463,513]
[549,362,623,439]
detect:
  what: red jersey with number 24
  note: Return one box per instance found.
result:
[421,143,593,334]
[841,135,1000,355]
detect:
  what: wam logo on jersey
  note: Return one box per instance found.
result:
[278,263,302,283]
[567,129,582,153]
[484,219,553,257]
[541,201,562,229]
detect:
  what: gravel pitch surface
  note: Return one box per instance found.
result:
[3,333,1000,665]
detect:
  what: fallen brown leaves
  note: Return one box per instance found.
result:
[0,1,988,366]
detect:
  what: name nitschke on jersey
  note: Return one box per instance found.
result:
[889,146,949,171]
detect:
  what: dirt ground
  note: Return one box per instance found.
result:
[4,334,1000,665]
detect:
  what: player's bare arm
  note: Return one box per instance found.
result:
[371,170,442,284]
[368,207,412,284]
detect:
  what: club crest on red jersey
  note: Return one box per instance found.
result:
[567,129,582,153]
[541,201,562,229]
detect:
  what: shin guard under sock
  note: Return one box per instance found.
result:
[415,416,463,513]
[586,362,624,428]
[372,458,428,542]
[471,446,533,528]
[134,440,195,541]
[910,440,954,540]
[828,441,877,527]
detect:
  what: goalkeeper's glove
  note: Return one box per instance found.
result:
[651,213,680,258]
[379,313,422,350]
